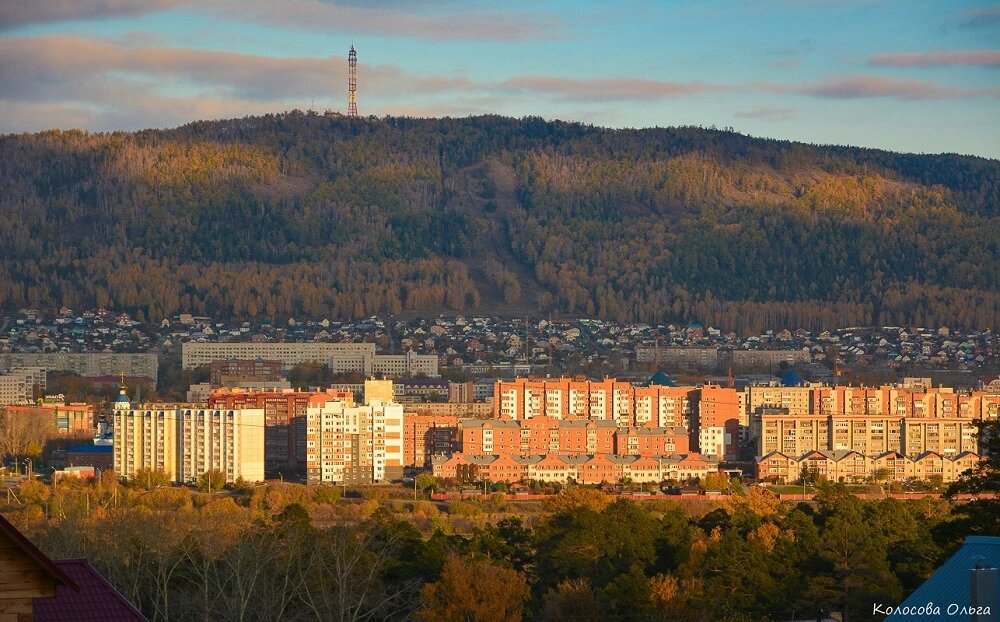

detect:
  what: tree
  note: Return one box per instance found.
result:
[543,486,611,513]
[131,467,171,490]
[0,409,54,459]
[938,418,1000,544]
[799,464,821,487]
[414,473,438,495]
[702,471,729,491]
[197,469,226,493]
[417,556,530,622]
[817,496,901,622]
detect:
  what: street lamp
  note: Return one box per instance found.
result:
[23,458,32,479]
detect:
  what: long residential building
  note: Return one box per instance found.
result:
[112,389,265,484]
[0,353,158,385]
[756,449,980,484]
[635,346,719,369]
[459,416,690,457]
[492,377,740,459]
[493,377,699,427]
[432,452,718,484]
[750,387,1000,459]
[182,342,438,377]
[304,380,404,485]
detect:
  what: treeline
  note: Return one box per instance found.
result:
[1,112,997,331]
[1,476,985,622]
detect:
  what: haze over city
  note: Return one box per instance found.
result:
[1,0,998,157]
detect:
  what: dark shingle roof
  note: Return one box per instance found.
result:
[34,559,147,621]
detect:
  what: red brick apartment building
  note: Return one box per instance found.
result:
[402,414,459,468]
[208,388,353,474]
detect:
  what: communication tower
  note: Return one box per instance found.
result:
[348,45,358,117]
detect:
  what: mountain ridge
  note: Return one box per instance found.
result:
[1,111,997,333]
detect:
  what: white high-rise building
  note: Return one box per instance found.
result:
[305,380,404,485]
[112,383,265,483]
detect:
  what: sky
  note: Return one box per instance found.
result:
[0,0,998,158]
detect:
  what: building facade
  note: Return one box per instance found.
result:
[112,388,265,484]
[208,388,351,474]
[0,353,158,385]
[304,380,404,485]
[209,358,284,386]
[4,402,94,436]
[751,386,999,459]
[756,449,980,484]
[0,367,46,406]
[182,342,438,377]
[403,414,459,468]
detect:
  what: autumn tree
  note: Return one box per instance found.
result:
[417,556,530,622]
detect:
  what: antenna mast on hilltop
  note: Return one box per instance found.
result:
[348,44,358,117]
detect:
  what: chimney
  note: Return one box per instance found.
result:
[970,559,997,622]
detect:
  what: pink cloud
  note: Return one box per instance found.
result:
[870,50,1000,68]
[501,76,728,102]
[734,106,797,120]
[759,74,999,100]
[210,0,568,42]
[0,1,188,30]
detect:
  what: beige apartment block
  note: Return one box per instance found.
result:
[182,342,376,370]
[0,352,158,384]
[304,380,404,485]
[112,384,265,483]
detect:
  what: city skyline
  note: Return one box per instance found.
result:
[0,0,998,157]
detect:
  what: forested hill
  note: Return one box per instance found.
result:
[1,112,997,333]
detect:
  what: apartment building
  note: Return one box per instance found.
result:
[757,449,980,484]
[304,380,404,485]
[182,342,438,377]
[0,367,46,406]
[493,377,704,428]
[752,387,999,458]
[112,389,265,484]
[371,350,439,378]
[635,346,719,370]
[0,353,158,385]
[209,358,283,386]
[403,414,459,468]
[183,342,375,370]
[697,385,741,459]
[730,349,810,371]
[454,417,689,463]
[208,388,351,474]
[432,451,719,484]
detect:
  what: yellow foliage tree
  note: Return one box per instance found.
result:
[417,556,530,622]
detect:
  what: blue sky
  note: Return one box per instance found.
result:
[1,0,997,157]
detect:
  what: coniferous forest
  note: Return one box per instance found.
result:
[1,112,997,332]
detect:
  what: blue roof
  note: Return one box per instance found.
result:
[649,371,676,387]
[886,536,1000,621]
[65,445,113,454]
[781,370,806,386]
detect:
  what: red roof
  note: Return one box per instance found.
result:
[34,559,147,622]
